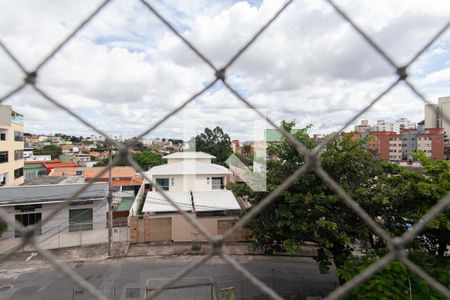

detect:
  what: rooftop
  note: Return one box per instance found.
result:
[192,191,241,212]
[162,152,215,159]
[22,176,84,185]
[84,166,137,179]
[43,161,78,169]
[143,191,193,213]
[142,190,241,214]
[0,183,107,206]
[114,197,135,212]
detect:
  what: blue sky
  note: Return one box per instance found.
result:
[0,0,449,141]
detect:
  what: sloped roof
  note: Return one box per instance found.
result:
[0,183,107,206]
[84,167,137,179]
[50,167,83,176]
[142,191,193,213]
[43,161,78,169]
[192,191,241,212]
[112,177,143,186]
[147,160,231,176]
[162,152,215,159]
[142,190,241,213]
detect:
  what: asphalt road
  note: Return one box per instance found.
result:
[0,255,338,299]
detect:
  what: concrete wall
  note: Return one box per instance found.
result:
[1,199,108,239]
[129,214,246,243]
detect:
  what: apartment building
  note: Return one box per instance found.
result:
[0,105,24,187]
[355,118,416,134]
[425,96,450,135]
[417,128,444,159]
[368,128,444,161]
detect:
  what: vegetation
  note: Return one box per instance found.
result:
[191,126,232,165]
[228,120,450,298]
[95,149,164,170]
[34,145,61,159]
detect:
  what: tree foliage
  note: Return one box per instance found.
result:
[229,121,450,297]
[34,145,61,159]
[193,126,232,164]
[95,150,164,171]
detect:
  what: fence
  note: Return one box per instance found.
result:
[0,0,449,299]
[25,272,338,300]
[0,219,128,254]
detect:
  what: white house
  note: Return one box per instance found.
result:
[147,152,231,192]
[129,152,246,243]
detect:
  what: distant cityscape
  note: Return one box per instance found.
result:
[1,96,449,188]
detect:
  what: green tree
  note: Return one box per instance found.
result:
[193,126,232,164]
[95,150,164,171]
[34,145,61,159]
[230,121,449,272]
[133,150,165,170]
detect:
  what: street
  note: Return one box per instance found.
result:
[0,254,338,299]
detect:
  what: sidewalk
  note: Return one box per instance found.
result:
[2,241,327,264]
[126,242,323,258]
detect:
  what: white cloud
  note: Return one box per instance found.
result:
[0,0,449,140]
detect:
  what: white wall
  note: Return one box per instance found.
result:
[1,199,108,239]
[153,174,227,192]
[166,158,211,164]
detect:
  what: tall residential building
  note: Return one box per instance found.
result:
[372,118,416,133]
[368,128,444,161]
[354,120,370,133]
[425,96,450,135]
[354,118,416,134]
[0,105,24,186]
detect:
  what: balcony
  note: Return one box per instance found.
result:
[11,112,24,125]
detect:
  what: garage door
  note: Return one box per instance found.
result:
[148,218,172,241]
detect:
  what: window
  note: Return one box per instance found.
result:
[15,213,42,237]
[0,173,6,187]
[0,132,5,141]
[155,178,169,191]
[171,178,174,186]
[14,150,23,160]
[0,151,8,163]
[212,177,224,190]
[69,208,93,232]
[14,131,23,141]
[14,167,23,179]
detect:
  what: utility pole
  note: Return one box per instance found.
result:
[107,148,113,256]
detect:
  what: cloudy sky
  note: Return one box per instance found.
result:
[0,0,449,141]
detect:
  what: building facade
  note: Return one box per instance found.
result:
[128,152,246,243]
[0,105,24,187]
[425,96,450,136]
[368,128,444,161]
[0,183,108,239]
